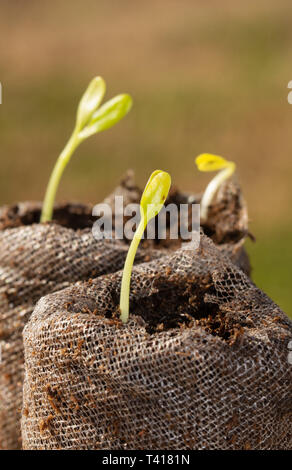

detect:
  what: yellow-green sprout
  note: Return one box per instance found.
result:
[40,76,132,223]
[195,153,236,222]
[120,170,171,324]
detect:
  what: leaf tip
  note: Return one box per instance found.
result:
[195,153,235,172]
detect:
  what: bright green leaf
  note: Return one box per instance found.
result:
[78,94,133,139]
[195,153,232,172]
[76,76,106,131]
[119,170,171,323]
[140,170,171,223]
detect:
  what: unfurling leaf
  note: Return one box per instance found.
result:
[79,94,133,139]
[76,76,106,131]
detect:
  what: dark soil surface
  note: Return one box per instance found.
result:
[0,176,251,345]
[0,172,248,249]
[203,192,247,244]
[0,201,95,231]
[66,267,252,346]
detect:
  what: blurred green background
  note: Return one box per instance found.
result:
[0,0,291,316]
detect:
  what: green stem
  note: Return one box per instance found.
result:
[40,131,80,223]
[120,219,146,323]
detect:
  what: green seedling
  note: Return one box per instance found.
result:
[40,77,133,223]
[195,153,236,222]
[119,170,171,324]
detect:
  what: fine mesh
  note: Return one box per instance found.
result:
[21,233,292,450]
[0,202,161,450]
[0,177,249,449]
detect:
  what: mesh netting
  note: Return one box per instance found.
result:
[0,202,161,450]
[21,233,292,450]
[0,176,249,449]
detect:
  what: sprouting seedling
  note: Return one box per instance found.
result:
[40,76,133,223]
[119,170,171,324]
[195,153,236,222]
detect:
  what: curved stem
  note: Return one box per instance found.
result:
[40,131,80,223]
[120,219,146,323]
[200,163,235,222]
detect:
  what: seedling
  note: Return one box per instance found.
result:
[40,77,133,223]
[195,153,236,222]
[119,170,171,324]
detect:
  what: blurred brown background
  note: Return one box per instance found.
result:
[0,0,291,315]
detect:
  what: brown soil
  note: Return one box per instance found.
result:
[130,274,250,345]
[0,202,95,231]
[202,190,248,244]
[69,268,251,346]
[104,171,198,251]
[0,179,250,344]
[0,172,248,249]
[103,171,249,249]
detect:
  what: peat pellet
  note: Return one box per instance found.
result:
[21,234,291,450]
